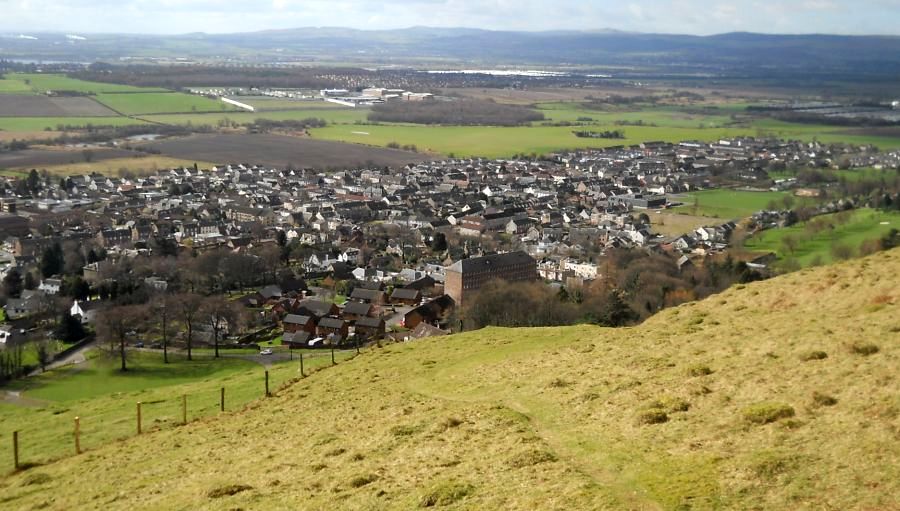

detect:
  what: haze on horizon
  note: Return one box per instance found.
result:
[0,0,898,37]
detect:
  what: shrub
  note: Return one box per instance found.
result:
[812,392,838,407]
[419,482,475,507]
[849,342,879,356]
[687,364,713,377]
[743,403,795,425]
[636,410,669,425]
[207,484,253,498]
[507,449,557,468]
[799,350,827,361]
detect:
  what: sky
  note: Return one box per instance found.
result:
[0,0,898,36]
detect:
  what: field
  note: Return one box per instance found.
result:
[651,211,723,237]
[0,147,139,170]
[232,97,351,111]
[141,133,429,169]
[0,73,166,94]
[0,349,353,468]
[15,156,218,177]
[94,92,238,116]
[745,208,900,267]
[1,250,898,509]
[0,116,145,132]
[143,107,369,126]
[0,95,117,117]
[671,189,796,219]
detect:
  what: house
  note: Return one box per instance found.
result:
[281,330,312,349]
[350,288,385,304]
[294,299,339,319]
[38,277,62,295]
[342,301,375,321]
[403,295,455,329]
[354,316,385,341]
[282,314,316,334]
[444,251,537,306]
[316,317,349,342]
[390,287,422,305]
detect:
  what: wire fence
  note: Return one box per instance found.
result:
[3,348,359,471]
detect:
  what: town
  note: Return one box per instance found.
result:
[1,133,897,375]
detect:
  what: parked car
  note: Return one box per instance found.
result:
[259,348,273,355]
[134,341,144,348]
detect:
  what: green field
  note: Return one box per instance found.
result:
[0,73,166,94]
[673,189,795,219]
[2,251,899,509]
[94,92,237,115]
[236,97,351,111]
[745,208,900,267]
[536,102,736,128]
[0,349,353,466]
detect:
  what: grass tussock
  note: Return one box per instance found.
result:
[20,473,52,486]
[390,424,424,437]
[419,482,475,507]
[348,474,378,488]
[849,342,879,356]
[686,364,713,377]
[207,484,253,499]
[812,392,838,407]
[507,449,557,468]
[636,409,669,425]
[799,350,828,361]
[743,402,796,425]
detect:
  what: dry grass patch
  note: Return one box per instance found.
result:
[419,481,475,507]
[743,402,796,425]
[207,484,253,498]
[849,342,879,356]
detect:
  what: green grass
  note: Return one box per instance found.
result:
[0,77,36,94]
[536,102,736,128]
[95,92,237,115]
[0,349,352,467]
[672,189,796,219]
[745,208,900,267]
[0,116,146,132]
[9,73,167,94]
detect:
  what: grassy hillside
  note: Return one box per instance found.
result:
[1,250,899,509]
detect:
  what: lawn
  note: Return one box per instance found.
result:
[0,116,145,132]
[672,189,795,219]
[95,92,238,115]
[0,348,352,466]
[744,208,900,267]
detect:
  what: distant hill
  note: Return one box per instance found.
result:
[2,248,898,509]
[2,28,900,81]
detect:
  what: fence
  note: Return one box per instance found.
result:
[4,347,358,471]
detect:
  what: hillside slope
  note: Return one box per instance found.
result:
[2,250,899,510]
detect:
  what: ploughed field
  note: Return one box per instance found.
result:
[0,95,118,117]
[140,133,431,169]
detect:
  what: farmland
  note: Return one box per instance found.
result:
[0,147,139,170]
[15,156,217,177]
[94,92,238,116]
[744,208,900,267]
[0,95,117,117]
[0,116,145,132]
[143,107,368,126]
[2,73,166,94]
[140,133,430,169]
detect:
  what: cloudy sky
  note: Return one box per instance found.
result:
[0,0,897,36]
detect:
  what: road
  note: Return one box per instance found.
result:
[27,339,95,377]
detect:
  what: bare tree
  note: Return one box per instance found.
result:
[96,305,145,372]
[152,292,175,364]
[201,295,242,358]
[175,293,204,361]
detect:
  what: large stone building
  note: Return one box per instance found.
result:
[444,251,537,306]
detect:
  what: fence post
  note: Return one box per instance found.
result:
[220,387,225,412]
[265,370,270,397]
[299,353,305,377]
[136,402,142,435]
[331,346,336,365]
[12,431,19,470]
[182,395,187,425]
[74,417,81,454]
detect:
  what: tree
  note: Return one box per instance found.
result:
[175,293,204,361]
[96,305,144,372]
[2,268,23,298]
[34,339,53,373]
[430,232,448,252]
[202,296,242,358]
[151,293,174,364]
[54,313,86,344]
[41,242,64,278]
[23,271,36,291]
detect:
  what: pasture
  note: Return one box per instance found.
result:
[5,73,166,94]
[143,107,368,126]
[0,95,116,117]
[744,208,900,267]
[94,92,237,115]
[0,116,145,132]
[672,189,795,219]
